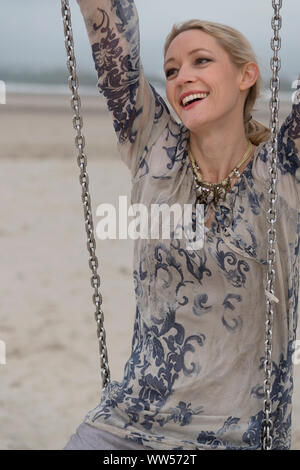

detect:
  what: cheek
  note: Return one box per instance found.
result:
[165,82,178,107]
[165,83,172,104]
[217,69,240,100]
[212,75,239,107]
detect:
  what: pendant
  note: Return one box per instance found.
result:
[195,185,214,205]
[195,177,232,208]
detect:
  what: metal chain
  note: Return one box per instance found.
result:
[262,0,282,451]
[61,0,111,392]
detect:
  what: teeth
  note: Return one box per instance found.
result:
[182,93,209,106]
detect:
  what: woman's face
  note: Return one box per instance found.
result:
[164,29,254,133]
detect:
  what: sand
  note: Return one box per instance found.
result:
[1,91,299,450]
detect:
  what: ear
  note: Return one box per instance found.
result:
[239,62,260,92]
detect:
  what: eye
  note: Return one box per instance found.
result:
[165,68,177,78]
[195,57,211,65]
[164,58,211,79]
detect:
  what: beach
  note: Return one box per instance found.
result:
[1,90,299,450]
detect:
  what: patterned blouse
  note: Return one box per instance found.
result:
[77,0,300,450]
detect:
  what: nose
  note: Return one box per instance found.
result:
[176,65,196,86]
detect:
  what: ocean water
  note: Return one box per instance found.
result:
[5,79,168,102]
[6,81,97,96]
[6,80,293,108]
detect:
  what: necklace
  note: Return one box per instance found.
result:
[189,141,253,208]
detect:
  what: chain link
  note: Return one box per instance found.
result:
[61,0,111,392]
[262,0,282,451]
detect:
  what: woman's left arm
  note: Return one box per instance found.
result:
[259,75,300,209]
[277,76,300,184]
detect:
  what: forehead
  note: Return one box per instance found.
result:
[165,29,222,60]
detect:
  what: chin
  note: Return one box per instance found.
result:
[181,118,207,133]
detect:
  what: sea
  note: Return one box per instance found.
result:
[3,71,294,104]
[2,67,296,110]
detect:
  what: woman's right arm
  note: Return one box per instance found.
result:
[76,0,171,177]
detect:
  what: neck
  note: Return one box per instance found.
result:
[189,123,254,183]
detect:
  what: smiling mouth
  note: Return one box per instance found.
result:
[180,93,210,108]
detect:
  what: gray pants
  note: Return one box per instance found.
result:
[63,421,146,450]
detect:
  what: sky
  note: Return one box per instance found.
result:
[1,0,299,86]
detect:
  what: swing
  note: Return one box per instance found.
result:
[60,0,283,451]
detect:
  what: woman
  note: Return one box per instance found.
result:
[64,0,300,450]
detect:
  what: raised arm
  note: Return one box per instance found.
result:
[257,76,300,208]
[278,77,300,174]
[76,0,171,176]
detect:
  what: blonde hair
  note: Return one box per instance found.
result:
[164,20,270,146]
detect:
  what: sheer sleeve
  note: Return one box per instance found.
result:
[276,75,300,206]
[256,75,300,209]
[278,76,300,182]
[76,0,171,178]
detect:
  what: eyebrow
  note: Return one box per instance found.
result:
[164,48,213,67]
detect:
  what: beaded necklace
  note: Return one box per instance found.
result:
[189,141,253,208]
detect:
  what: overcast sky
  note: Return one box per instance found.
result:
[1,0,299,83]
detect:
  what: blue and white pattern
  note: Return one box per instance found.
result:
[77,0,300,450]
